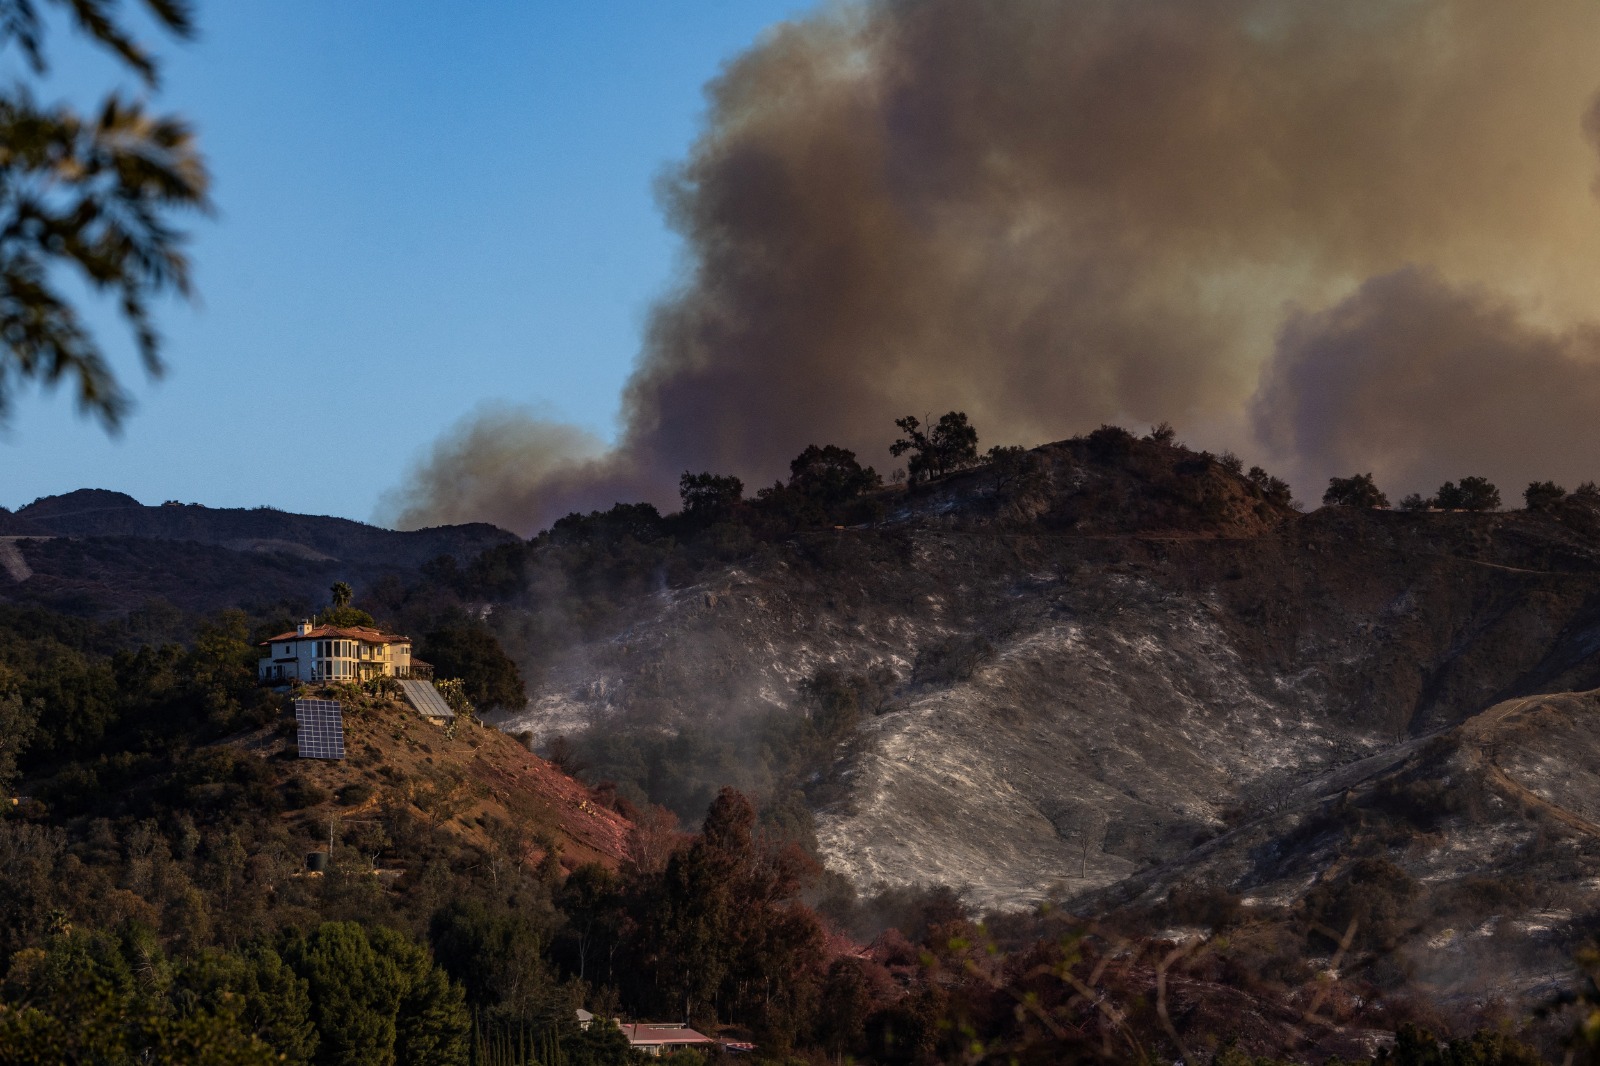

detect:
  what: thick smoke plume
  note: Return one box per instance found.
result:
[389,0,1600,533]
[380,406,610,532]
[1254,268,1600,497]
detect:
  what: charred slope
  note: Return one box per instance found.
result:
[1095,688,1600,1019]
[496,434,1600,913]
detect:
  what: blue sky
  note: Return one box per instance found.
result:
[2,2,815,522]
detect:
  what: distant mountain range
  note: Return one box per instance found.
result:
[0,488,518,615]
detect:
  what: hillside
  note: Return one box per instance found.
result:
[261,686,633,872]
[0,489,519,616]
[461,429,1600,1027]
[15,489,516,566]
[12,440,1600,1055]
[1091,687,1600,1014]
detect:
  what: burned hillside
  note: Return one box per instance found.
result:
[400,427,1600,1025]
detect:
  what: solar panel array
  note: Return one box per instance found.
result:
[294,699,346,759]
[398,679,455,719]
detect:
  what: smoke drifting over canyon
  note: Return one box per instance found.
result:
[387,0,1600,534]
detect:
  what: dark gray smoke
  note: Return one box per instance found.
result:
[1253,267,1600,497]
[385,0,1600,533]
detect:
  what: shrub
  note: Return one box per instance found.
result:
[1524,480,1566,511]
[1247,466,1294,507]
[283,776,329,810]
[911,634,994,687]
[1302,857,1417,951]
[1164,883,1243,931]
[1086,424,1136,462]
[1398,493,1434,511]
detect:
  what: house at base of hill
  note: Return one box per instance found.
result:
[617,1022,715,1057]
[257,620,430,683]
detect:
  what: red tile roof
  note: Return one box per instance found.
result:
[259,624,410,647]
[619,1024,714,1048]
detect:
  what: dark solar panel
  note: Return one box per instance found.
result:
[294,698,346,759]
[398,679,455,719]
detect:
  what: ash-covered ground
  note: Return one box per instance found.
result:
[495,434,1600,1013]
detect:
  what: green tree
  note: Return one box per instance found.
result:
[1436,476,1501,511]
[786,444,881,508]
[331,582,354,609]
[318,605,377,628]
[239,946,320,1064]
[817,958,872,1061]
[0,974,277,1065]
[641,788,825,1035]
[418,626,527,712]
[429,899,565,1023]
[0,0,209,429]
[285,922,403,1066]
[16,642,117,758]
[1322,473,1389,508]
[678,471,744,525]
[284,923,470,1066]
[0,685,37,795]
[169,947,319,1065]
[890,411,980,485]
[187,608,257,728]
[554,863,626,987]
[648,790,749,1022]
[0,929,277,1064]
[370,927,470,1066]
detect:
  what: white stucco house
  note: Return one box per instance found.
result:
[258,621,427,683]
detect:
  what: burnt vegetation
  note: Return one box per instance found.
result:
[17,422,1600,1059]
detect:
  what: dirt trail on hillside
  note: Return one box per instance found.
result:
[1457,692,1600,838]
[0,539,31,582]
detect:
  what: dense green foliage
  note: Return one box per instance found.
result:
[419,626,528,712]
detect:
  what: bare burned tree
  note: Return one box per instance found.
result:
[1046,799,1108,880]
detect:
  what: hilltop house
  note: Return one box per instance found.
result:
[258,621,427,683]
